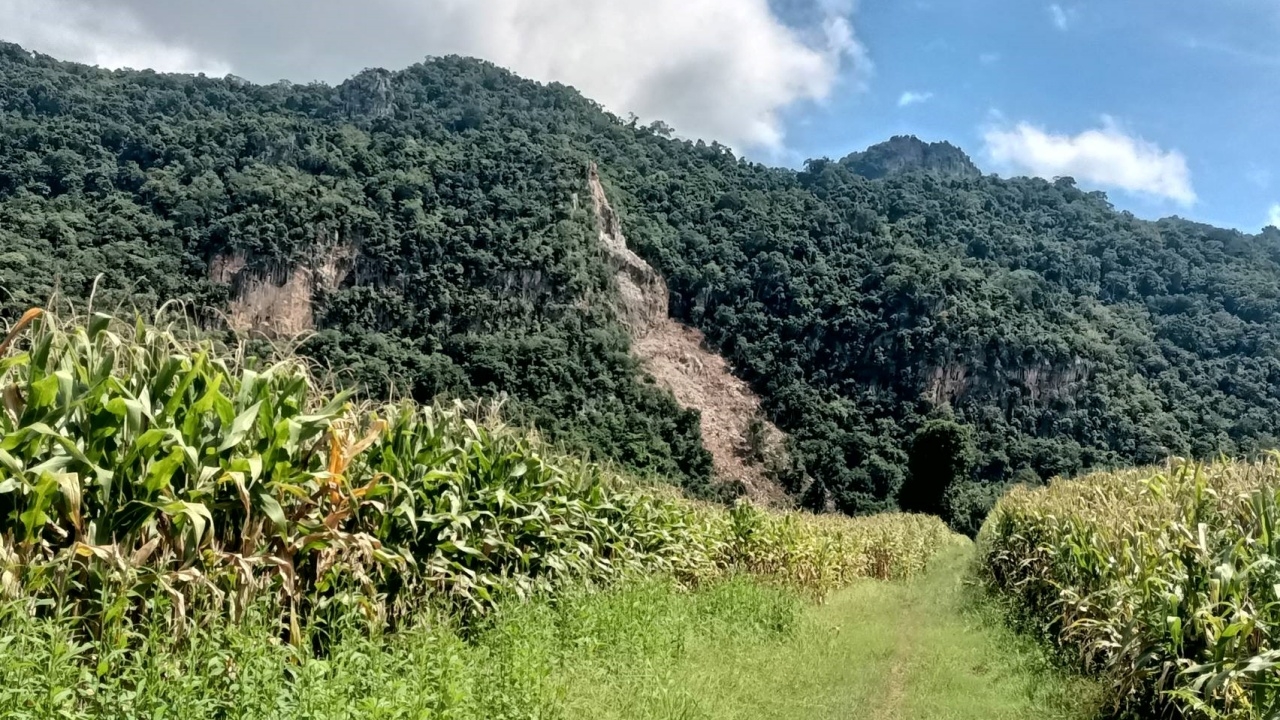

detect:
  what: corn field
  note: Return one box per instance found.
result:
[0,309,955,650]
[980,458,1280,719]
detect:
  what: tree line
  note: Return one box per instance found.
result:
[4,44,1280,528]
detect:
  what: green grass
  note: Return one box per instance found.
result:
[548,543,1106,720]
[0,575,804,719]
[0,545,1101,719]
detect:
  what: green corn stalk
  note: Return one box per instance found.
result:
[979,456,1280,718]
[0,309,958,654]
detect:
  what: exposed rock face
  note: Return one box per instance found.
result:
[588,163,789,505]
[923,358,1092,406]
[842,136,982,181]
[339,68,396,119]
[587,163,669,336]
[211,241,355,338]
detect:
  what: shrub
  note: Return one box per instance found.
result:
[943,480,1005,538]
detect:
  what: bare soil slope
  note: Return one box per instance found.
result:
[588,164,789,505]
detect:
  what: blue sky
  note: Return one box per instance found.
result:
[2,0,1275,231]
[779,0,1280,231]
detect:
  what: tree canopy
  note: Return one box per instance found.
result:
[4,44,1280,516]
[901,419,975,517]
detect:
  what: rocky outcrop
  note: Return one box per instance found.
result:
[842,136,982,181]
[211,240,355,338]
[339,69,395,119]
[587,163,669,336]
[924,357,1092,406]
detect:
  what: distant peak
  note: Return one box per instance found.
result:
[338,68,396,118]
[840,136,981,180]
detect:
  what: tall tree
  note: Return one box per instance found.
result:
[900,420,975,517]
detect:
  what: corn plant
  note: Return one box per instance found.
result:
[0,309,959,654]
[979,457,1280,719]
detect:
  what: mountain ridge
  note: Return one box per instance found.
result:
[3,44,1280,520]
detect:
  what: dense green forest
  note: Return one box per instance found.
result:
[4,42,1280,519]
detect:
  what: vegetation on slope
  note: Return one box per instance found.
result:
[980,458,1280,718]
[0,43,714,496]
[5,44,1280,521]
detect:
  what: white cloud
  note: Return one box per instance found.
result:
[0,0,868,151]
[0,0,230,74]
[979,52,1001,65]
[897,90,933,107]
[1268,204,1280,229]
[982,118,1196,205]
[1049,4,1071,30]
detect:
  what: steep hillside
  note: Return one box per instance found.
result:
[4,44,1280,517]
[0,47,715,496]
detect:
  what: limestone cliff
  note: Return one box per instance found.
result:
[210,239,355,338]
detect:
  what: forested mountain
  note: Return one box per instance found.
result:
[4,42,1280,520]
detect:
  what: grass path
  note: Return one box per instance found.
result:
[560,543,1106,720]
[870,571,920,720]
